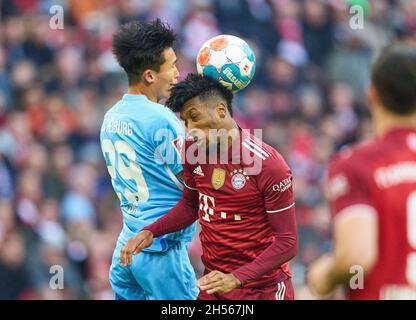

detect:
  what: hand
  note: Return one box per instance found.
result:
[307,254,335,298]
[120,230,153,267]
[197,271,242,294]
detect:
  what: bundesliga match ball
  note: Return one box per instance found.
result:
[196,35,256,92]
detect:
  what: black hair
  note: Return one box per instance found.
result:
[372,40,416,115]
[166,73,234,116]
[112,19,176,85]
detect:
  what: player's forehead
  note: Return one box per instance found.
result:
[180,96,205,118]
[162,47,176,63]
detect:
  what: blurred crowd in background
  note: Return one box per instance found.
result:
[0,0,415,299]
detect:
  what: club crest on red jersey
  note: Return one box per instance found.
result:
[230,169,249,190]
[211,168,226,190]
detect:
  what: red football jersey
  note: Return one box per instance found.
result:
[327,128,416,299]
[183,130,295,288]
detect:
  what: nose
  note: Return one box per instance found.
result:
[174,65,180,79]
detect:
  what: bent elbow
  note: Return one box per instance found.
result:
[339,251,377,275]
[286,237,298,261]
[356,253,377,275]
[291,238,298,260]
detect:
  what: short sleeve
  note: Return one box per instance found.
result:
[326,153,374,218]
[258,155,295,214]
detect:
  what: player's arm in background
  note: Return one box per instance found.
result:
[119,158,199,267]
[198,156,298,294]
[307,154,378,297]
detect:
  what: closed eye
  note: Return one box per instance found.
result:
[189,111,200,121]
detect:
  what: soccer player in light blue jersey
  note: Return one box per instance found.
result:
[100,20,197,300]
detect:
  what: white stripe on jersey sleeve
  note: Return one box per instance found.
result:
[164,165,184,191]
[242,142,266,160]
[183,181,197,191]
[244,137,271,157]
[266,202,295,213]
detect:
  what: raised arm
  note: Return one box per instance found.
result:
[143,185,199,237]
[119,185,199,267]
[119,136,200,265]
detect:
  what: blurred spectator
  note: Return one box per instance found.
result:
[0,232,31,299]
[61,164,97,225]
[302,0,334,66]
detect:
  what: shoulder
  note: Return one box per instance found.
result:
[112,97,173,122]
[103,100,123,118]
[326,139,382,204]
[241,134,292,190]
[328,139,381,176]
[243,133,290,173]
[126,101,183,136]
[147,103,182,130]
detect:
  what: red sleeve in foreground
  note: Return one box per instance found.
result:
[142,186,199,237]
[231,206,298,286]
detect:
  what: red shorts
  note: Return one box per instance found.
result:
[197,276,294,300]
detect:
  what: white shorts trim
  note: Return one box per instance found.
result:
[275,281,286,300]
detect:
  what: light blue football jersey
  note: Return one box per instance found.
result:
[100,94,196,252]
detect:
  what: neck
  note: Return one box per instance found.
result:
[218,120,240,151]
[228,120,240,145]
[127,83,157,103]
[209,120,240,155]
[374,106,416,138]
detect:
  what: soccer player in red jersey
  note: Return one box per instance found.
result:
[119,74,298,300]
[308,40,416,299]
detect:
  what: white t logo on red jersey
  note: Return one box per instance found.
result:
[199,192,215,222]
[198,192,242,222]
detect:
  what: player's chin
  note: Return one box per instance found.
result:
[168,82,177,90]
[165,86,175,97]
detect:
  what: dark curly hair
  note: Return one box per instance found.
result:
[112,19,177,85]
[166,74,234,116]
[372,40,416,115]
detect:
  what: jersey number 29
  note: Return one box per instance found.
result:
[102,139,149,204]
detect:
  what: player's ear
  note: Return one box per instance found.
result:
[216,102,228,119]
[142,69,155,84]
